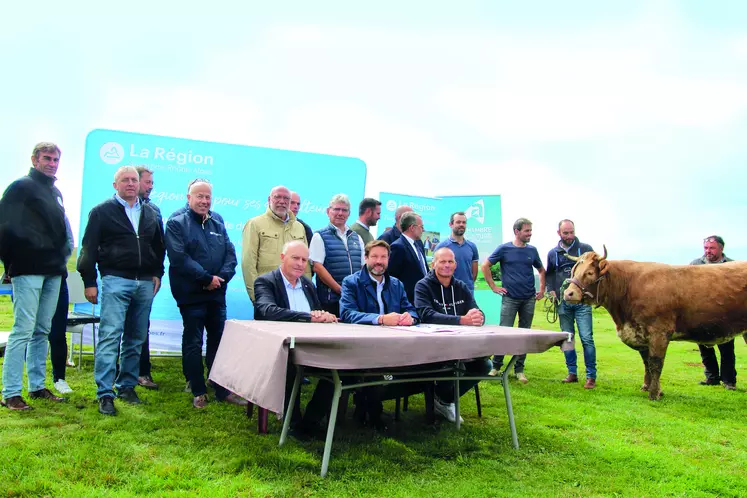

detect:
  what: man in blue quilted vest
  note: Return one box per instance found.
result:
[308,194,365,317]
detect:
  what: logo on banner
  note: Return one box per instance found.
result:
[386,200,397,211]
[99,142,124,165]
[465,199,485,224]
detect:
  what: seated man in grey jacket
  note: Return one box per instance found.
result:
[414,247,492,424]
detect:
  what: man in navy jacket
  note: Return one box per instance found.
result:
[414,247,491,423]
[546,219,596,389]
[165,179,243,409]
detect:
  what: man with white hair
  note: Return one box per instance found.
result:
[78,166,165,416]
[242,185,309,302]
[309,194,365,316]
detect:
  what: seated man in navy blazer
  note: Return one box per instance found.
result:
[387,211,429,305]
[254,240,336,437]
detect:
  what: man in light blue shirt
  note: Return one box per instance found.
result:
[435,211,479,294]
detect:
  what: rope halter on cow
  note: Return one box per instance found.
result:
[565,245,608,307]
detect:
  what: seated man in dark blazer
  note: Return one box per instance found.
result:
[253,240,336,437]
[387,211,429,304]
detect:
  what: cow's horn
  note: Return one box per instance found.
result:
[564,253,580,262]
[599,245,607,261]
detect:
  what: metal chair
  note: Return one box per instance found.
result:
[66,271,100,369]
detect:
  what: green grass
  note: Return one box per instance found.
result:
[1,262,746,496]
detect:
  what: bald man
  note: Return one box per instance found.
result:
[242,185,310,301]
[378,205,413,246]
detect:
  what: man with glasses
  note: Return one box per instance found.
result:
[308,194,365,317]
[242,185,309,302]
[690,235,737,390]
[388,211,429,304]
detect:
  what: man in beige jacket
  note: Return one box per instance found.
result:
[242,185,310,301]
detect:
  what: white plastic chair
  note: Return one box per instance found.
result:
[66,271,100,369]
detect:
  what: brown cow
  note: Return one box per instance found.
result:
[563,247,747,400]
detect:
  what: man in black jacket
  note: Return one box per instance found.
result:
[0,142,68,410]
[254,240,336,436]
[165,179,244,409]
[414,247,491,424]
[78,166,165,416]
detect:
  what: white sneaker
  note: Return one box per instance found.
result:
[488,368,500,377]
[515,372,529,384]
[54,379,73,394]
[433,397,464,423]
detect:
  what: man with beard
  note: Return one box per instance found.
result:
[481,218,546,383]
[435,212,480,294]
[242,185,309,302]
[414,247,491,423]
[289,191,313,245]
[690,235,736,390]
[309,194,365,317]
[350,198,381,245]
[165,179,244,409]
[546,219,596,389]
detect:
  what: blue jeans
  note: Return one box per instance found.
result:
[559,301,596,379]
[2,274,61,399]
[493,296,535,373]
[94,276,154,399]
[179,301,229,400]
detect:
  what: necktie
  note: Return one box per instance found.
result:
[415,243,427,275]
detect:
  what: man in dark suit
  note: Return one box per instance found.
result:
[378,205,412,246]
[254,240,336,437]
[289,191,314,246]
[387,211,429,304]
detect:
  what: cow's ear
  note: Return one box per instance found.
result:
[599,260,609,276]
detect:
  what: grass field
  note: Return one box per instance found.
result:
[1,264,746,496]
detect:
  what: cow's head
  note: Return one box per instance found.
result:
[563,245,608,305]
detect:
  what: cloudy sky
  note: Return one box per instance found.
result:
[2,0,746,265]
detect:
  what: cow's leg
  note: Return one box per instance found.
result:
[646,333,670,401]
[638,349,651,392]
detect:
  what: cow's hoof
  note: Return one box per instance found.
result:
[641,384,649,392]
[648,391,663,401]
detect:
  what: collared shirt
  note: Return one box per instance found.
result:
[356,220,370,230]
[435,236,479,293]
[690,254,733,265]
[368,271,386,323]
[403,233,427,274]
[279,268,312,313]
[114,193,141,233]
[309,225,366,267]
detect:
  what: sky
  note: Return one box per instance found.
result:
[2,0,746,265]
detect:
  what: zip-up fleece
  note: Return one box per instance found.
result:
[545,238,594,296]
[414,271,482,325]
[78,197,165,288]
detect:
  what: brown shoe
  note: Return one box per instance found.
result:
[138,375,159,390]
[193,394,208,409]
[724,383,737,391]
[222,393,249,406]
[583,378,597,389]
[29,388,66,402]
[1,396,33,410]
[562,373,579,383]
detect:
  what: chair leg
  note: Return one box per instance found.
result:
[403,396,409,412]
[395,398,401,421]
[475,384,482,418]
[78,329,84,371]
[337,391,350,420]
[424,385,435,424]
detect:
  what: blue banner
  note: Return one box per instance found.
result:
[79,129,367,322]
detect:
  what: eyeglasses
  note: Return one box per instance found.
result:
[188,178,211,187]
[272,194,291,201]
[330,207,350,213]
[704,235,724,246]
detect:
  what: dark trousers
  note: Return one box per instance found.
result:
[285,361,303,426]
[493,296,536,373]
[179,300,229,400]
[48,277,69,382]
[699,340,736,385]
[140,323,152,377]
[321,301,340,318]
[435,358,492,404]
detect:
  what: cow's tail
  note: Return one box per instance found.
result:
[744,332,747,345]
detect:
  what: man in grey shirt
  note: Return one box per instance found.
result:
[690,235,736,390]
